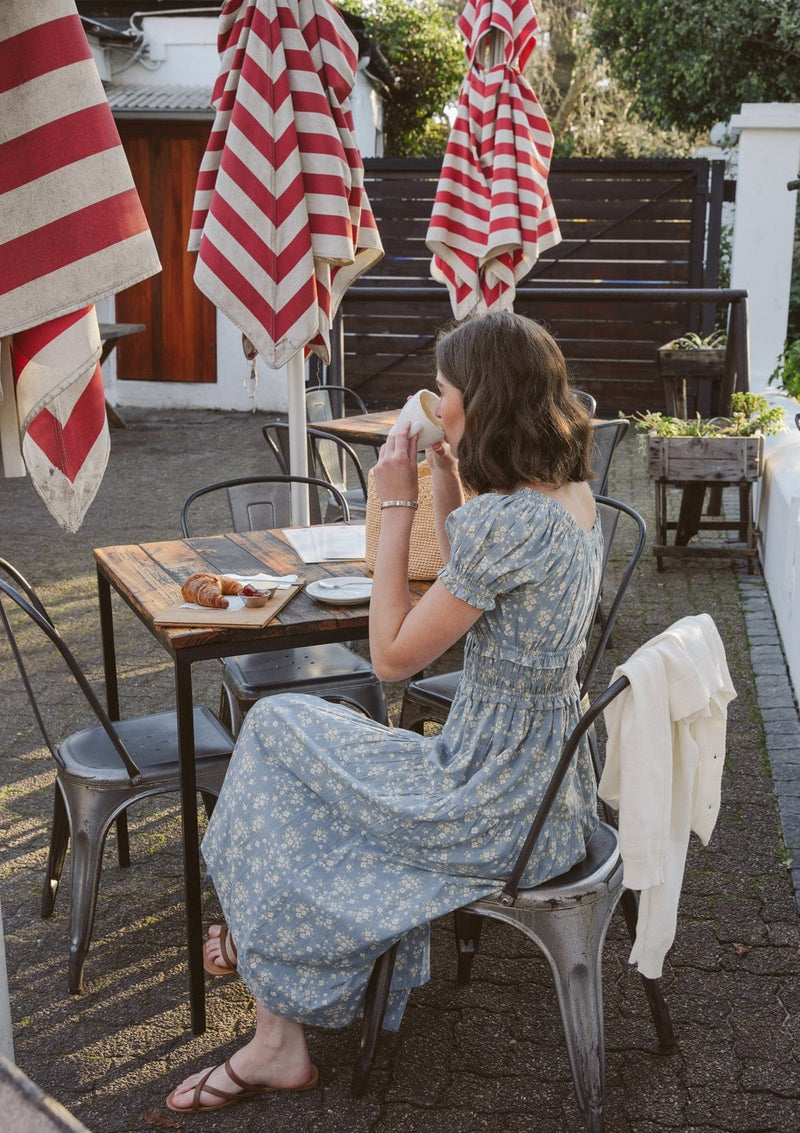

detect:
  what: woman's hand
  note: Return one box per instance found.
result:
[425,439,459,478]
[373,422,419,503]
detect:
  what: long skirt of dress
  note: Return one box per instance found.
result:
[202,654,597,1032]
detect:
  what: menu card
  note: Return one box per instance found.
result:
[282,524,366,563]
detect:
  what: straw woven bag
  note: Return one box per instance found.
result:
[366,461,474,580]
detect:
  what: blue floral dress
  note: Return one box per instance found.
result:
[202,489,603,1031]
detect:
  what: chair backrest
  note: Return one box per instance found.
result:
[261,420,368,499]
[305,384,368,424]
[578,496,647,696]
[0,565,142,779]
[180,474,351,536]
[589,419,630,495]
[501,674,631,900]
[574,388,597,417]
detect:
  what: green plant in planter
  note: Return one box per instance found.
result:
[664,331,728,351]
[768,339,800,401]
[632,391,786,440]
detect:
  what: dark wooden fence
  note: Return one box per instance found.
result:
[338,158,730,415]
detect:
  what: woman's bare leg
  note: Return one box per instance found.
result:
[166,1003,314,1111]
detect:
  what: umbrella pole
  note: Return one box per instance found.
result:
[287,352,311,526]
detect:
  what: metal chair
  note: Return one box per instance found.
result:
[0,560,235,994]
[574,388,597,417]
[180,475,387,735]
[262,419,369,520]
[352,676,676,1132]
[399,496,647,733]
[305,383,368,421]
[590,419,630,495]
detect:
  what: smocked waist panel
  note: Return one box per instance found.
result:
[461,638,581,699]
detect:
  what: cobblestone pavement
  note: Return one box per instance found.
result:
[0,409,798,1133]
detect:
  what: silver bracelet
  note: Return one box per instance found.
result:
[380,499,419,510]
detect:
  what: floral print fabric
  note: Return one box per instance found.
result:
[202,489,603,1030]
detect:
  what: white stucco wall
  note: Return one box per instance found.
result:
[729,103,800,391]
[97,14,383,414]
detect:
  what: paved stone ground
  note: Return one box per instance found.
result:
[0,409,798,1133]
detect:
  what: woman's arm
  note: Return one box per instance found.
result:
[426,440,464,564]
[368,426,481,682]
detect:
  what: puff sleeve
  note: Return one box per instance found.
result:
[438,493,558,610]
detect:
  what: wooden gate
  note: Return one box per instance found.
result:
[114,119,217,384]
[342,158,727,415]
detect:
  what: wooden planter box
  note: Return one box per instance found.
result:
[657,343,727,418]
[656,343,727,379]
[646,433,763,483]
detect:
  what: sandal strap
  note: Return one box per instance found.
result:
[189,1059,252,1109]
[219,926,238,971]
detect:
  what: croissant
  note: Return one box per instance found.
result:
[181,572,242,608]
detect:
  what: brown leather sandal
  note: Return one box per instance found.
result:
[165,1059,319,1113]
[202,924,238,977]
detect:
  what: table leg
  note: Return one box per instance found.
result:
[175,655,206,1034]
[675,483,707,545]
[96,567,119,721]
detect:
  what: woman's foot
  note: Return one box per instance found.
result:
[166,1012,316,1112]
[203,924,237,976]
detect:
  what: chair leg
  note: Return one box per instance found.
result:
[531,885,621,1133]
[41,783,70,918]
[454,908,483,984]
[201,792,217,820]
[351,941,400,1097]
[618,888,675,1050]
[115,813,131,869]
[398,696,431,734]
[217,683,233,732]
[61,787,126,994]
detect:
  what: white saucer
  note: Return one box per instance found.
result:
[306,577,372,606]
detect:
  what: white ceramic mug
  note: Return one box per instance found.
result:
[390,389,445,450]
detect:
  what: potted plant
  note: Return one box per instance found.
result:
[633,392,787,571]
[657,331,728,418]
[634,391,786,482]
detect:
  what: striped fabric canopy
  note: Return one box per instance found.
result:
[0,0,160,533]
[188,0,383,369]
[426,0,561,319]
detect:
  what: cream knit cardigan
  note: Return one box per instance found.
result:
[598,614,736,978]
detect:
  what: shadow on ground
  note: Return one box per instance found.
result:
[0,410,798,1132]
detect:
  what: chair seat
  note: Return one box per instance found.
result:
[223,644,378,697]
[404,670,462,708]
[470,823,621,910]
[59,706,235,782]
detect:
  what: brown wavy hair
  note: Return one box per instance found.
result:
[435,311,593,494]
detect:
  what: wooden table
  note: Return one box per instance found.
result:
[316,408,400,447]
[98,323,145,429]
[94,528,427,1032]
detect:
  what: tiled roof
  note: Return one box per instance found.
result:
[105,84,213,116]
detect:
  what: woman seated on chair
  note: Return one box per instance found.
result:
[166,310,601,1113]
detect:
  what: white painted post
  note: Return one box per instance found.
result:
[286,352,311,526]
[0,901,14,1063]
[728,103,800,391]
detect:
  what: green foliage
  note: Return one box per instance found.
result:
[769,340,800,402]
[589,0,800,134]
[339,0,464,157]
[633,393,787,437]
[525,1,702,157]
[666,332,727,351]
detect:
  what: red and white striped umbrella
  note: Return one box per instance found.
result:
[0,0,161,533]
[426,0,560,319]
[188,0,382,519]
